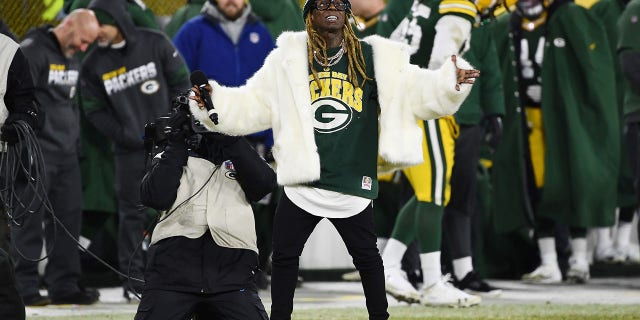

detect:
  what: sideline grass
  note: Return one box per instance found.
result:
[29,304,640,319]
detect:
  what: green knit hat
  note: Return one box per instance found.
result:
[303,0,352,18]
[93,8,117,26]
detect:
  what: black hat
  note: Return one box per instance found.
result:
[93,8,117,26]
[303,0,352,18]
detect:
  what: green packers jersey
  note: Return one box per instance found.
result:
[618,0,640,116]
[377,0,414,37]
[308,43,379,199]
[389,0,477,68]
[519,26,545,108]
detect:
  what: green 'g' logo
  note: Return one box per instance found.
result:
[312,97,353,133]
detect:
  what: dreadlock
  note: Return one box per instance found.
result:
[305,14,370,90]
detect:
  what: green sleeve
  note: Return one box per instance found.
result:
[478,23,505,117]
[127,3,160,30]
[164,4,204,39]
[376,0,414,37]
[618,0,640,52]
[79,62,108,115]
[251,0,287,20]
[164,8,191,40]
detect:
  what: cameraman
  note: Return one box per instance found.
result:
[134,105,276,320]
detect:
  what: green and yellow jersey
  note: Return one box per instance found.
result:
[389,0,477,68]
[382,0,475,206]
[518,24,545,108]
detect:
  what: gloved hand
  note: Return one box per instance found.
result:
[1,104,38,145]
[526,84,542,103]
[484,115,503,153]
[164,107,192,145]
[1,122,19,144]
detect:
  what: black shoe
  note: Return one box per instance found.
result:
[22,293,51,306]
[50,288,100,305]
[455,271,502,297]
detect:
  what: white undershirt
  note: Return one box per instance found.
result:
[284,186,371,218]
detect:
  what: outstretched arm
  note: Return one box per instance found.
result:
[188,51,279,136]
[405,54,479,119]
[428,15,473,70]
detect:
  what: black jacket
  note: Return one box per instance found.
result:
[140,135,277,294]
[21,27,81,161]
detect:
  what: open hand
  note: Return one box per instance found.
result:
[452,55,480,91]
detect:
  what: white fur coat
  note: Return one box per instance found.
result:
[191,31,473,186]
[0,34,19,125]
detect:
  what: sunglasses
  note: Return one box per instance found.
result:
[314,0,349,11]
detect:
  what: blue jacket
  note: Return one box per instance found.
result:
[174,9,275,148]
[173,12,274,87]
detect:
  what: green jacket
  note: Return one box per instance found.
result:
[164,0,206,39]
[618,0,640,116]
[456,21,505,125]
[491,1,619,232]
[250,0,305,39]
[591,0,626,114]
[591,0,637,209]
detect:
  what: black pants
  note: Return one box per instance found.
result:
[443,125,483,259]
[270,194,389,320]
[134,289,268,320]
[11,157,83,298]
[114,150,147,288]
[0,248,25,320]
[624,122,640,222]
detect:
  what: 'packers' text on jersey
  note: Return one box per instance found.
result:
[48,64,78,86]
[102,62,158,95]
[309,71,363,133]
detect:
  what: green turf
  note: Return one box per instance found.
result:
[29,304,640,319]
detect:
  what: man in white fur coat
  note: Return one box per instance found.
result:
[189,0,479,318]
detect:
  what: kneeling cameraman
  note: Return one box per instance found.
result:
[134,104,276,320]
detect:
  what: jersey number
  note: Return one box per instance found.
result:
[390,2,431,55]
